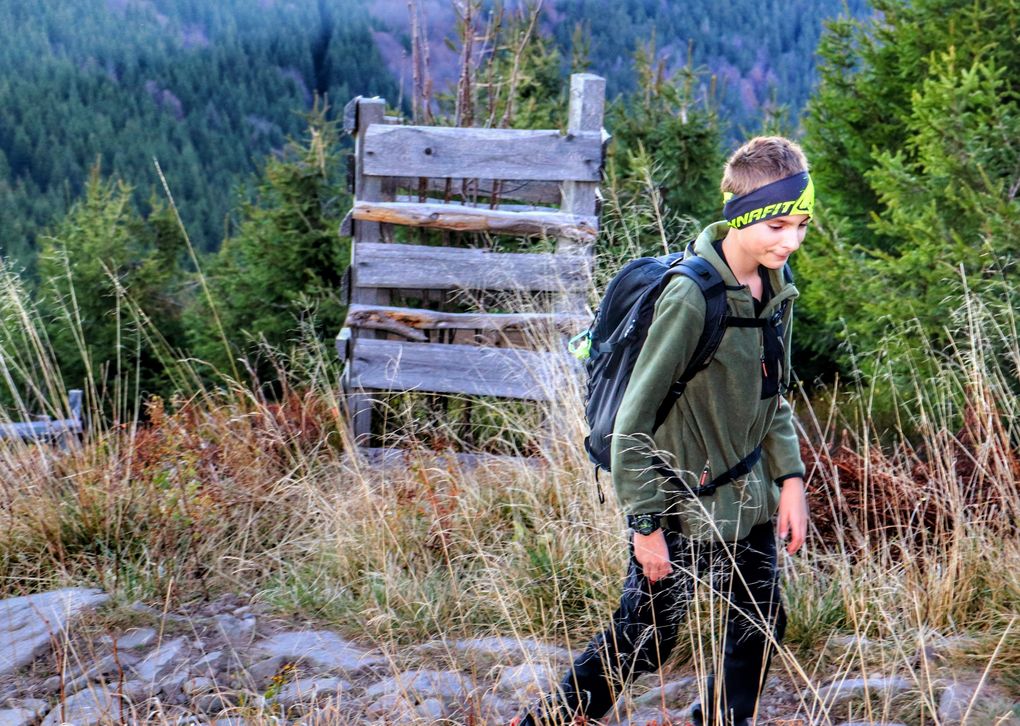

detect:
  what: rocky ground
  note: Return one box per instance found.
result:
[0,589,1015,725]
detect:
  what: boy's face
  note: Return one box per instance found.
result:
[732,213,810,270]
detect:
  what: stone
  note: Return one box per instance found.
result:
[101,627,158,649]
[475,693,514,722]
[254,631,384,673]
[0,709,35,726]
[213,613,256,646]
[210,718,253,726]
[273,677,351,708]
[634,676,696,708]
[496,663,557,693]
[418,636,572,664]
[182,676,215,696]
[816,676,911,703]
[363,669,470,702]
[190,649,225,676]
[132,637,188,682]
[246,655,296,688]
[836,723,908,726]
[41,680,147,726]
[191,692,230,714]
[938,680,984,724]
[364,692,419,721]
[416,697,446,720]
[14,699,47,719]
[52,651,142,696]
[0,588,109,677]
[604,707,688,726]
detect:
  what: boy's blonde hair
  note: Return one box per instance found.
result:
[721,136,809,197]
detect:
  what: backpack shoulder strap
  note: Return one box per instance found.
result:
[651,253,729,432]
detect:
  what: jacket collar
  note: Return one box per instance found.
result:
[690,220,799,317]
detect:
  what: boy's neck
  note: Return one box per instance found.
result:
[720,229,761,286]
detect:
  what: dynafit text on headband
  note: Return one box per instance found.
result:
[723,172,814,229]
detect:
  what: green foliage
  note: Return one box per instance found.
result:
[799,0,1020,384]
[185,108,350,380]
[0,0,397,268]
[33,168,190,403]
[607,39,725,233]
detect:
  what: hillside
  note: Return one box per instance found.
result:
[0,0,397,267]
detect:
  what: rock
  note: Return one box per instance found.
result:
[364,692,419,721]
[190,649,225,676]
[416,697,446,720]
[182,676,215,696]
[41,680,147,726]
[158,670,191,702]
[816,676,911,703]
[213,613,256,647]
[101,627,158,649]
[14,699,48,720]
[363,669,470,701]
[836,723,908,726]
[634,677,696,708]
[474,693,514,722]
[132,637,188,682]
[210,718,253,726]
[496,663,557,693]
[254,631,383,673]
[246,655,297,688]
[0,708,35,726]
[191,692,231,714]
[938,679,981,724]
[273,677,351,708]
[52,651,142,696]
[0,588,109,677]
[418,636,572,664]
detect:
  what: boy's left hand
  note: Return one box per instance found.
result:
[776,477,808,554]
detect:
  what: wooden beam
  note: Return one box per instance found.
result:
[394,177,562,205]
[393,195,560,215]
[345,304,588,341]
[355,242,591,293]
[348,339,570,401]
[364,125,602,182]
[352,201,597,244]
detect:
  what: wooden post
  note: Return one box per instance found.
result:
[558,73,606,313]
[344,97,391,444]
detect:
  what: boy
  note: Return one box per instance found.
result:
[515,136,812,726]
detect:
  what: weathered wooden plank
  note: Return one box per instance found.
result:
[346,304,588,341]
[393,195,559,215]
[364,125,602,182]
[394,177,562,204]
[355,243,591,293]
[348,339,568,400]
[352,201,597,243]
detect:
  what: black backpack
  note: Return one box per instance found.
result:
[569,245,791,500]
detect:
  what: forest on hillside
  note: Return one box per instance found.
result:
[0,0,868,273]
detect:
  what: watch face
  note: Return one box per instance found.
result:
[632,515,658,536]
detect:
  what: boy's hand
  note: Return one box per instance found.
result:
[776,477,808,554]
[633,530,672,582]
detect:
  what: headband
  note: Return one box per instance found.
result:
[722,171,814,229]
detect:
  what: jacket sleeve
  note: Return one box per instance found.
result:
[763,306,805,483]
[610,280,704,515]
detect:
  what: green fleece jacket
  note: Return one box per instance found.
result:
[610,221,805,542]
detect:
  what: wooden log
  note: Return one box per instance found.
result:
[355,242,591,293]
[394,177,562,204]
[364,125,602,182]
[345,304,588,340]
[348,339,570,401]
[393,195,560,215]
[352,201,598,244]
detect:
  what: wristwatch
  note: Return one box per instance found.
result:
[627,514,663,536]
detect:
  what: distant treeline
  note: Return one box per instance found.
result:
[0,0,397,268]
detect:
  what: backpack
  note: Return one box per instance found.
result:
[568,245,791,501]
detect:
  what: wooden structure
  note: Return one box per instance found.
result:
[337,73,607,445]
[0,390,82,446]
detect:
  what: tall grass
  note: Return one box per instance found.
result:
[1,247,1017,724]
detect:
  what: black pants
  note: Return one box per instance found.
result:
[537,521,786,726]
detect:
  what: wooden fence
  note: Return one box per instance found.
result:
[337,73,607,450]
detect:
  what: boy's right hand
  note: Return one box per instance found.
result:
[634,530,672,582]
